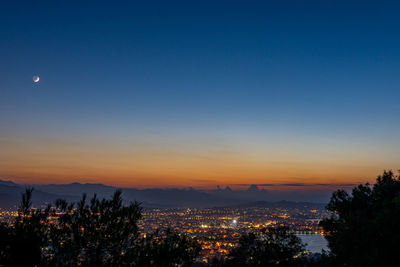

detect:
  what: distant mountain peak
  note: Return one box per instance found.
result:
[0,179,18,186]
[248,184,259,191]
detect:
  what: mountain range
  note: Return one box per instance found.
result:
[0,179,331,209]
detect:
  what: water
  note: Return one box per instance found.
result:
[297,234,328,253]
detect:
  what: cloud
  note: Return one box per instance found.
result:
[190,179,218,183]
[315,183,359,187]
[235,183,276,186]
[235,183,306,187]
[235,183,360,187]
[280,183,307,186]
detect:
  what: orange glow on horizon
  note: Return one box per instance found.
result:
[0,133,396,189]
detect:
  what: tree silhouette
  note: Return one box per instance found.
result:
[320,170,400,267]
[126,229,201,266]
[224,226,306,267]
[46,190,142,266]
[0,189,202,266]
[0,188,50,267]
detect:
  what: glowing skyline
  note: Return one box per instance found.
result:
[1,1,400,189]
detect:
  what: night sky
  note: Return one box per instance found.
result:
[1,0,400,188]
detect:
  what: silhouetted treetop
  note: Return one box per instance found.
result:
[320,170,400,267]
[224,226,306,267]
[0,189,201,267]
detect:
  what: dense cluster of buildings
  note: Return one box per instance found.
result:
[138,206,327,262]
[0,205,327,263]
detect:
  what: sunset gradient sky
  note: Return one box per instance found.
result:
[1,0,400,189]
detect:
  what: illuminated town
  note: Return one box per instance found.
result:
[1,204,328,263]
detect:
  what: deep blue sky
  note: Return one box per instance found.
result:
[1,0,400,187]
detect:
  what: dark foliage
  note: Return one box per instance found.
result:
[46,190,142,266]
[223,226,306,267]
[0,188,50,266]
[126,229,201,266]
[0,188,201,267]
[320,170,400,267]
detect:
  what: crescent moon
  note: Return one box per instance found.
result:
[33,75,40,83]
